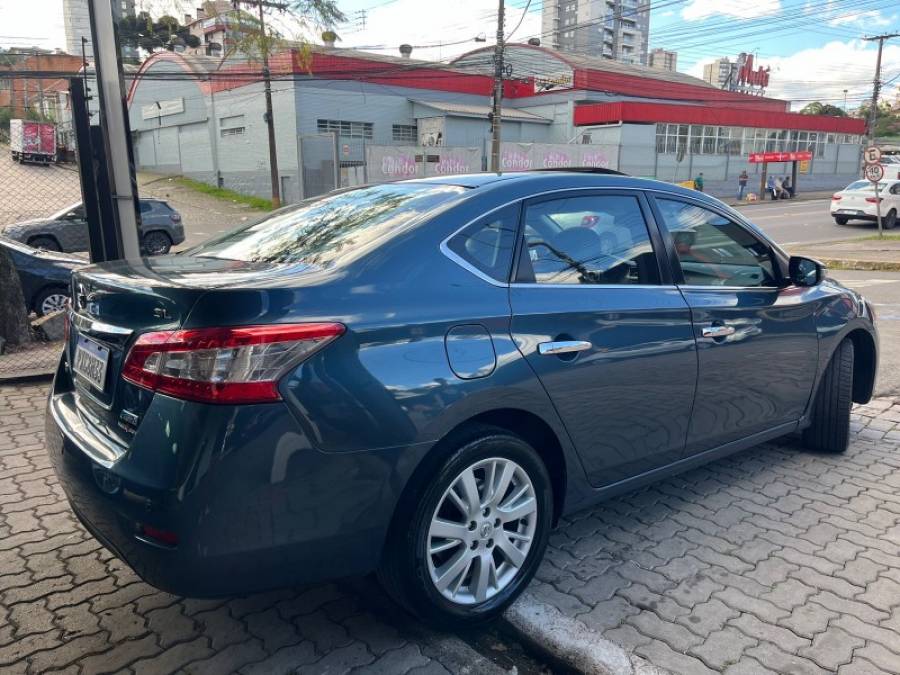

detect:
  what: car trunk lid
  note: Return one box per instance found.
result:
[67,255,300,446]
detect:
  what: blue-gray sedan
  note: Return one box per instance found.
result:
[45,171,878,626]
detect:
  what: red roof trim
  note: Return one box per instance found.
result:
[573,101,867,134]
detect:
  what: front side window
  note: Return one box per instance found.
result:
[655,198,777,288]
[446,205,518,282]
[519,194,660,285]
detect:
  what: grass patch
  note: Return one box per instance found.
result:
[175,177,273,210]
[858,233,900,241]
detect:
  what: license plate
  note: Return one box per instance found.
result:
[837,209,863,215]
[73,336,110,391]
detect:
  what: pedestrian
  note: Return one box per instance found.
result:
[783,174,793,198]
[694,172,704,192]
[773,176,784,200]
[738,170,748,200]
[766,174,776,199]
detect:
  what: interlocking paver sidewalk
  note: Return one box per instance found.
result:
[4,381,900,674]
[0,383,507,675]
[529,399,900,674]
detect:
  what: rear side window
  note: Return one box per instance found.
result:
[189,183,466,266]
[519,194,660,285]
[445,204,518,282]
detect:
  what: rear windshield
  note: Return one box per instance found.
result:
[188,183,466,265]
[845,181,890,191]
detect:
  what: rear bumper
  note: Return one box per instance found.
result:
[831,206,879,220]
[45,364,416,596]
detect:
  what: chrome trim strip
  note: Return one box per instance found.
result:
[72,313,133,337]
[437,184,776,286]
[510,283,680,290]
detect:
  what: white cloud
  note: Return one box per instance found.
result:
[338,0,541,62]
[681,0,781,22]
[688,40,900,111]
[828,10,892,27]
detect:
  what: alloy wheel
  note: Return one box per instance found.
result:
[426,457,537,606]
[40,293,68,316]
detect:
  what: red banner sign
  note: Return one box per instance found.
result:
[737,54,770,89]
[748,151,813,163]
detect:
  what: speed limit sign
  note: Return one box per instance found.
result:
[864,163,884,182]
[864,146,882,164]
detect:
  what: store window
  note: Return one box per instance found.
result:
[392,124,417,143]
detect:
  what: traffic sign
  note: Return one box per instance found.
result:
[864,146,882,165]
[864,163,884,182]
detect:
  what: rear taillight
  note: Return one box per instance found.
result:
[865,197,883,203]
[122,323,345,404]
[831,194,842,201]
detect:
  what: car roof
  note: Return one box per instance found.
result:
[404,171,708,201]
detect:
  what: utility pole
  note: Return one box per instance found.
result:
[490,0,505,173]
[842,89,848,112]
[863,33,900,143]
[236,0,287,208]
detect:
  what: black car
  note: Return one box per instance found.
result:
[2,199,185,255]
[0,236,85,316]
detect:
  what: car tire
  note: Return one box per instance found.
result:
[142,231,172,256]
[802,339,854,454]
[833,216,849,225]
[28,236,61,252]
[378,427,553,628]
[884,209,897,230]
[34,287,69,317]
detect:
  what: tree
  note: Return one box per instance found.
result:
[853,101,900,138]
[118,12,201,55]
[799,102,846,117]
[0,249,32,349]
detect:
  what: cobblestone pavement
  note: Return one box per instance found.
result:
[0,383,509,675]
[4,379,900,674]
[531,398,900,674]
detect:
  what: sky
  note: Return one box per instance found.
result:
[1,0,898,110]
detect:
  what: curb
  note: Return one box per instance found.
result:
[503,593,669,675]
[803,257,900,272]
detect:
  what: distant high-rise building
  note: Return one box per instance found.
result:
[541,0,651,65]
[703,57,734,88]
[648,48,676,72]
[63,0,136,59]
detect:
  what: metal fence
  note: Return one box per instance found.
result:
[0,83,86,380]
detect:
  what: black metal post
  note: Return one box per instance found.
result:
[70,78,107,263]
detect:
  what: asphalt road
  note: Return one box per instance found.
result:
[830,269,900,398]
[733,197,879,247]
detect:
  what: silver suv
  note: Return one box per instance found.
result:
[2,199,185,255]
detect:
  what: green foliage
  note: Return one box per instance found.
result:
[176,177,273,211]
[799,102,847,117]
[854,101,900,138]
[118,11,199,54]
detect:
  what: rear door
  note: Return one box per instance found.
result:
[508,190,697,487]
[650,195,819,454]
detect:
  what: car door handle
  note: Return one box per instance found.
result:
[701,325,735,338]
[538,340,593,356]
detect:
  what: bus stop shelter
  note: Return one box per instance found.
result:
[750,150,813,199]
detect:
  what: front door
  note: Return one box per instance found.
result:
[508,190,697,488]
[650,196,819,454]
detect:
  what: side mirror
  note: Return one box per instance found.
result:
[789,256,823,287]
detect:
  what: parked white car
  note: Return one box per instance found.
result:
[830,179,900,229]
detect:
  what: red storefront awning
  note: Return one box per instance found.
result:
[574,101,867,134]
